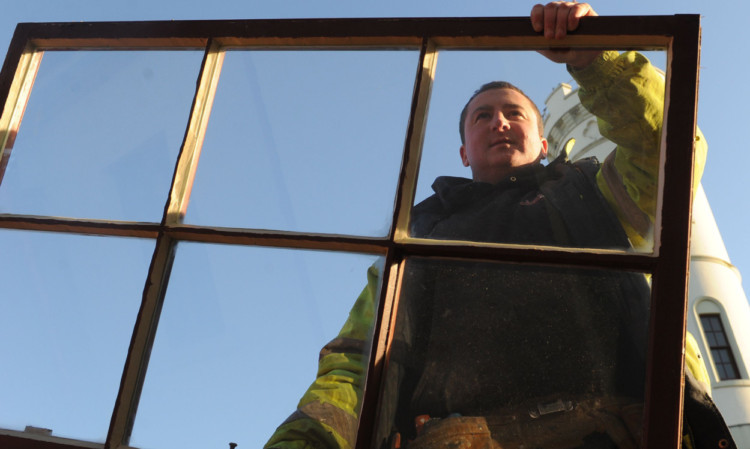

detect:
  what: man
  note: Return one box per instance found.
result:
[264,3,734,449]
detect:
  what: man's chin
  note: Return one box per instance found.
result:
[487,154,523,169]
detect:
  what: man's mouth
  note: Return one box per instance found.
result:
[490,138,514,148]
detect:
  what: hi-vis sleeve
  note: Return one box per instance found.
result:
[264,265,379,449]
[570,50,711,387]
[569,50,707,250]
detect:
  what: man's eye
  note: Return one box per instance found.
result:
[476,112,491,121]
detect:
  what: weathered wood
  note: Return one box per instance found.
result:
[0,46,41,187]
[643,14,702,449]
[393,39,437,242]
[166,40,224,224]
[106,234,177,448]
[0,214,160,238]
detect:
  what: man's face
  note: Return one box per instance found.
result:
[460,88,548,184]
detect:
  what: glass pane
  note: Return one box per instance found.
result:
[0,229,153,441]
[131,244,383,449]
[185,49,419,236]
[701,315,720,332]
[0,50,203,221]
[412,50,666,253]
[716,363,728,381]
[374,257,651,449]
[723,363,739,380]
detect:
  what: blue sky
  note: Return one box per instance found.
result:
[1,1,747,449]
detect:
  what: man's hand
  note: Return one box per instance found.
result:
[531,2,601,69]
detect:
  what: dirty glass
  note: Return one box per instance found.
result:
[0,50,202,221]
[412,49,667,253]
[185,49,419,236]
[131,243,383,449]
[373,256,651,449]
[0,229,153,442]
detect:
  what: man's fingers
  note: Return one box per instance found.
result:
[555,4,570,39]
[530,2,598,39]
[530,4,545,32]
[568,3,597,31]
[543,2,560,39]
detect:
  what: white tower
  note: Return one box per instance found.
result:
[544,82,750,447]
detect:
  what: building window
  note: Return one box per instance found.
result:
[700,313,741,380]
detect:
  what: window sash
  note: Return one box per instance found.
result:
[0,15,701,449]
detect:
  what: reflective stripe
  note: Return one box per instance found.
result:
[601,151,651,236]
[319,337,366,360]
[281,401,358,447]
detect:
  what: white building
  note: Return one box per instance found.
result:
[544,82,750,447]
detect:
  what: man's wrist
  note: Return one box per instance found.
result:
[567,50,604,71]
[567,50,619,86]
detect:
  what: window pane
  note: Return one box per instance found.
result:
[131,244,383,449]
[412,50,666,253]
[723,364,739,380]
[716,364,728,381]
[374,257,650,449]
[0,50,203,221]
[185,50,418,236]
[700,315,716,332]
[0,229,153,442]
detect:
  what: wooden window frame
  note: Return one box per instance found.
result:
[0,15,701,449]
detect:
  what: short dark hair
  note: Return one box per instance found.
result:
[459,81,544,144]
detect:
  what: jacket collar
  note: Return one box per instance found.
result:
[430,160,556,211]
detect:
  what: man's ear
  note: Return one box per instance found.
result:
[540,138,549,159]
[460,145,470,167]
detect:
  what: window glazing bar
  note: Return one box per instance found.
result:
[166,39,224,224]
[393,38,437,242]
[105,234,177,448]
[0,45,41,188]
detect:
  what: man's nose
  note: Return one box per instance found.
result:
[493,113,510,130]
